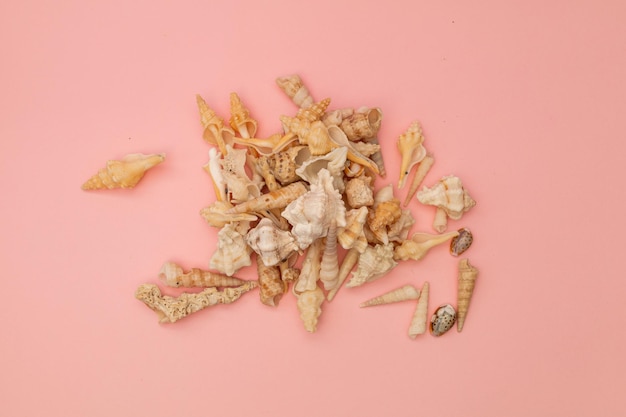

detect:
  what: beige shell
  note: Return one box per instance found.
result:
[232,132,299,156]
[209,222,253,276]
[387,209,415,243]
[393,230,460,261]
[196,94,234,156]
[296,284,325,333]
[275,74,314,108]
[319,220,340,291]
[268,145,310,185]
[294,238,323,294]
[365,136,386,177]
[229,92,257,139]
[338,207,369,250]
[346,243,398,288]
[417,175,476,232]
[135,281,257,324]
[256,156,280,193]
[450,227,473,256]
[457,258,478,332]
[359,284,421,307]
[321,107,354,126]
[295,146,348,193]
[245,218,299,267]
[351,141,381,157]
[282,116,336,156]
[326,247,360,301]
[227,181,308,214]
[158,261,248,288]
[403,154,434,207]
[203,148,227,201]
[199,200,258,228]
[408,281,430,339]
[82,153,165,190]
[345,175,374,209]
[397,121,427,189]
[257,259,286,307]
[344,161,365,178]
[339,107,383,141]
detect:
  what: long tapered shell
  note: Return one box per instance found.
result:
[408,281,430,339]
[366,137,386,177]
[297,284,325,332]
[245,218,300,267]
[257,259,286,307]
[294,238,323,294]
[282,117,336,156]
[319,220,340,291]
[158,261,248,288]
[457,258,478,332]
[135,281,257,324]
[338,206,369,250]
[276,74,314,108]
[393,230,459,261]
[200,200,258,228]
[82,153,165,190]
[339,107,383,141]
[397,121,427,189]
[232,132,298,156]
[209,222,253,276]
[359,285,420,307]
[403,154,434,207]
[326,247,360,301]
[196,94,234,156]
[226,181,308,214]
[229,92,257,138]
[268,145,309,185]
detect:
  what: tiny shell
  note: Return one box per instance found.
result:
[81,153,165,190]
[394,230,459,262]
[430,304,456,336]
[229,92,257,138]
[319,220,340,291]
[450,228,473,256]
[417,175,476,232]
[199,200,258,228]
[338,207,369,250]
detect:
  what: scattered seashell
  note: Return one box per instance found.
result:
[294,238,323,294]
[199,200,258,228]
[245,218,300,267]
[196,94,234,156]
[394,230,460,261]
[82,153,165,190]
[276,74,314,108]
[387,209,415,243]
[227,181,308,214]
[268,145,309,185]
[339,107,383,141]
[417,175,476,232]
[297,284,325,332]
[327,124,379,174]
[257,259,286,307]
[203,148,227,201]
[338,207,369,250]
[403,154,434,207]
[408,281,430,339]
[397,121,427,189]
[346,243,398,288]
[430,304,456,336]
[365,136,386,177]
[345,175,374,209]
[135,281,257,323]
[450,228,473,256]
[359,284,420,307]
[457,258,478,332]
[209,222,253,276]
[158,261,248,288]
[296,146,348,193]
[229,92,257,138]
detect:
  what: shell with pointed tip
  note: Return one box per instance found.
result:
[209,222,253,276]
[430,304,456,336]
[394,230,459,261]
[196,94,234,155]
[450,228,473,256]
[282,117,336,156]
[457,258,478,332]
[319,221,340,291]
[345,175,374,209]
[295,98,331,122]
[365,137,386,177]
[359,285,421,307]
[346,243,398,288]
[276,74,314,108]
[257,259,286,307]
[327,125,379,174]
[82,153,165,190]
[294,238,323,294]
[200,201,258,228]
[403,154,434,207]
[229,92,257,139]
[351,141,381,157]
[268,146,309,185]
[227,181,308,214]
[397,121,427,189]
[297,285,325,332]
[387,209,415,243]
[295,146,348,193]
[326,247,360,302]
[408,281,430,339]
[368,198,402,233]
[203,148,227,201]
[339,107,383,141]
[158,261,248,288]
[417,175,476,221]
[338,207,369,250]
[245,218,299,267]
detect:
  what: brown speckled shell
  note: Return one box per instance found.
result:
[430,304,456,336]
[450,228,473,256]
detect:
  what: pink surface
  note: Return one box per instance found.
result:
[2,1,625,415]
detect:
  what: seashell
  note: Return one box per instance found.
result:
[408,281,430,339]
[158,261,248,288]
[346,243,398,288]
[319,220,340,291]
[344,161,365,178]
[229,92,257,139]
[450,228,473,256]
[283,169,346,250]
[203,148,227,201]
[221,170,261,204]
[245,218,300,267]
[417,175,476,232]
[338,207,369,250]
[256,156,280,193]
[339,107,383,141]
[368,198,402,234]
[294,238,323,294]
[227,181,308,214]
[387,209,415,243]
[268,145,310,185]
[457,258,478,332]
[296,284,325,333]
[344,175,374,209]
[279,262,300,284]
[403,154,434,207]
[82,153,165,190]
[233,132,299,156]
[199,200,258,228]
[430,304,456,337]
[281,116,336,156]
[196,94,234,156]
[257,259,286,307]
[209,222,253,276]
[326,247,360,301]
[397,121,427,189]
[276,74,314,108]
[351,141,381,158]
[327,125,379,174]
[365,136,386,177]
[359,284,420,307]
[295,98,332,122]
[321,107,354,126]
[393,230,460,261]
[295,146,348,193]
[135,281,257,324]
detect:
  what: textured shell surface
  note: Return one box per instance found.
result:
[257,260,286,307]
[387,209,415,243]
[450,228,473,256]
[345,175,374,209]
[158,261,247,288]
[359,284,420,307]
[338,206,369,250]
[209,222,253,276]
[81,153,165,190]
[245,218,299,266]
[457,258,478,332]
[295,146,348,193]
[368,198,402,233]
[346,243,398,287]
[294,238,323,294]
[226,181,308,214]
[229,92,257,139]
[200,200,258,228]
[397,121,427,189]
[269,145,309,185]
[196,94,234,155]
[393,230,459,261]
[430,304,457,336]
[297,285,325,333]
[351,141,381,157]
[339,107,383,141]
[417,175,476,219]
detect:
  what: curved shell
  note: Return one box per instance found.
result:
[196,94,234,155]
[346,243,398,288]
[339,107,383,141]
[199,200,258,228]
[359,284,420,307]
[393,230,459,261]
[82,153,165,190]
[296,146,348,193]
[257,260,286,307]
[457,258,478,332]
[297,285,325,332]
[209,222,253,276]
[276,74,314,108]
[158,261,248,288]
[281,116,336,156]
[344,175,374,209]
[203,148,226,201]
[430,304,456,336]
[387,209,415,243]
[397,121,427,189]
[245,218,299,266]
[417,175,476,220]
[229,92,257,138]
[268,145,309,185]
[368,198,402,233]
[450,228,473,256]
[408,281,430,339]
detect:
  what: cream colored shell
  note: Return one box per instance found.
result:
[81,153,165,190]
[346,243,398,288]
[245,218,299,267]
[209,222,253,276]
[297,285,325,333]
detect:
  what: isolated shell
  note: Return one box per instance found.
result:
[450,228,473,256]
[227,181,308,214]
[296,146,348,193]
[408,281,430,339]
[158,261,248,288]
[81,153,165,190]
[351,141,381,157]
[297,285,325,333]
[294,238,323,294]
[276,74,314,108]
[344,161,365,178]
[257,259,286,307]
[430,304,456,336]
[199,200,258,228]
[417,175,476,231]
[345,175,374,209]
[338,207,369,250]
[457,258,478,332]
[346,243,398,288]
[245,218,299,267]
[397,121,427,189]
[268,145,309,185]
[394,230,460,261]
[339,107,383,141]
[403,154,434,207]
[229,92,257,138]
[359,285,420,307]
[196,94,234,156]
[209,222,253,276]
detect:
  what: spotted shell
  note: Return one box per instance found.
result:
[450,228,473,256]
[430,304,457,336]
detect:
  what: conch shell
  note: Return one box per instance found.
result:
[196,94,234,156]
[229,92,257,138]
[457,258,478,332]
[346,243,397,288]
[81,153,165,190]
[296,284,325,332]
[359,284,420,307]
[276,74,314,108]
[408,281,429,339]
[397,121,427,189]
[227,181,308,214]
[393,230,459,261]
[417,175,476,232]
[158,261,248,288]
[339,107,382,141]
[209,222,253,276]
[257,259,286,307]
[245,218,299,267]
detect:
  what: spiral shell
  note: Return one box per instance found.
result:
[81,153,165,190]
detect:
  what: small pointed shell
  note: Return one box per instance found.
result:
[397,121,427,189]
[351,141,381,157]
[393,230,459,261]
[387,209,415,243]
[326,247,360,301]
[430,304,456,336]
[457,258,478,332]
[297,285,325,333]
[158,261,248,288]
[276,74,314,108]
[338,207,369,250]
[408,281,430,339]
[209,222,253,276]
[327,125,379,174]
[82,153,165,190]
[245,218,300,267]
[403,154,434,207]
[227,181,308,214]
[359,285,420,307]
[229,92,257,138]
[366,137,386,177]
[196,94,234,156]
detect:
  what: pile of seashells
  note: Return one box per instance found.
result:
[82,75,479,337]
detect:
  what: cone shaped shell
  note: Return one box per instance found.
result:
[359,285,420,307]
[158,262,248,288]
[276,74,314,108]
[229,92,257,138]
[457,258,478,332]
[82,153,165,190]
[394,230,459,261]
[397,121,427,189]
[408,282,430,339]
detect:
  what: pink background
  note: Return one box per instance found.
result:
[2,1,624,415]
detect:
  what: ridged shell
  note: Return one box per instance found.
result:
[450,228,473,256]
[359,284,420,307]
[430,304,456,336]
[245,218,299,266]
[209,222,253,276]
[199,200,258,228]
[196,94,234,156]
[368,198,402,233]
[158,261,248,288]
[203,148,227,201]
[457,258,478,332]
[326,125,379,174]
[393,230,459,261]
[408,281,430,339]
[294,238,323,294]
[229,92,257,139]
[339,107,382,141]
[297,285,325,333]
[346,243,398,288]
[268,145,309,185]
[345,175,374,209]
[227,181,308,214]
[417,175,476,220]
[257,259,286,307]
[281,117,335,156]
[351,141,381,157]
[338,207,369,250]
[295,146,348,193]
[387,209,415,243]
[397,121,427,189]
[81,153,165,190]
[275,74,314,108]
